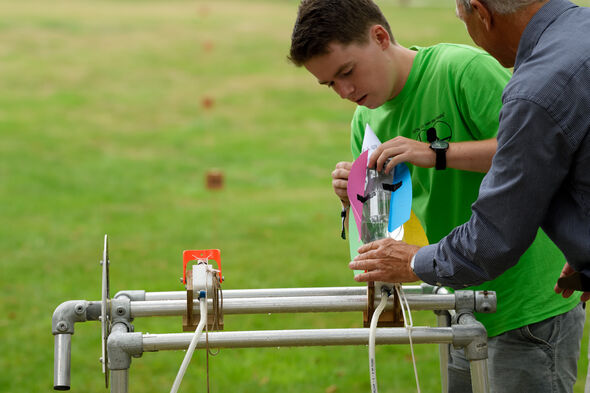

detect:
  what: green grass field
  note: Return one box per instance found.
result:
[2,0,590,392]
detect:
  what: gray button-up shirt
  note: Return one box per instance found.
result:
[414,0,590,288]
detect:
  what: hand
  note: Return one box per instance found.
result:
[554,262,590,302]
[332,161,352,207]
[349,237,421,283]
[368,136,434,173]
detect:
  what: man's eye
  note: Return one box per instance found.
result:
[342,68,353,76]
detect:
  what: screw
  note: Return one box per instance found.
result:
[116,306,125,316]
[74,304,85,315]
[57,321,68,332]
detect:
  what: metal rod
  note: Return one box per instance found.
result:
[469,359,490,393]
[110,370,128,393]
[436,312,450,393]
[53,334,71,391]
[144,285,427,301]
[131,294,456,318]
[142,327,455,351]
[434,286,452,393]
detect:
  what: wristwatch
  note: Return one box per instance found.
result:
[430,139,449,170]
[426,127,449,170]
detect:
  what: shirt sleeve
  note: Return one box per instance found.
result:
[413,98,575,288]
[457,53,511,141]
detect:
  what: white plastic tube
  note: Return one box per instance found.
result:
[395,284,421,393]
[369,291,389,393]
[170,296,208,393]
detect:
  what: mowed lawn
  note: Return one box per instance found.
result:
[1,0,589,392]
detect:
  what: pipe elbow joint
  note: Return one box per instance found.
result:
[52,300,90,335]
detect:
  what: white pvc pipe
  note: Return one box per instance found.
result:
[369,293,389,393]
[170,297,207,393]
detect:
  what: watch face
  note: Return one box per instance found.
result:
[431,140,449,150]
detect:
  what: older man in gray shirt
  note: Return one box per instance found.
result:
[351,0,589,390]
[352,0,590,303]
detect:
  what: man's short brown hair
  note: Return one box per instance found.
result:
[289,0,394,66]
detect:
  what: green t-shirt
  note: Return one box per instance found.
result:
[349,44,579,337]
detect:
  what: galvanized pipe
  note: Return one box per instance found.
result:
[53,334,71,391]
[434,286,451,393]
[110,370,129,393]
[436,312,450,393]
[469,359,490,393]
[131,294,456,318]
[142,327,455,351]
[144,285,427,301]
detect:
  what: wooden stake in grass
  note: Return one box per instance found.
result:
[205,170,224,191]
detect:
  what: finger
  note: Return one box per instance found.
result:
[561,262,573,276]
[376,150,394,172]
[554,283,563,294]
[357,240,381,255]
[353,272,370,283]
[349,258,380,271]
[353,270,384,283]
[384,155,402,174]
[335,161,352,169]
[367,146,383,169]
[581,292,590,302]
[331,168,350,180]
[332,179,348,190]
[562,289,574,298]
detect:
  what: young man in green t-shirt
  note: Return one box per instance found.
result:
[289,0,583,392]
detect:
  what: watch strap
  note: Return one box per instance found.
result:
[435,148,446,170]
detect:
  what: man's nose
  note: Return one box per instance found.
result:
[334,82,355,100]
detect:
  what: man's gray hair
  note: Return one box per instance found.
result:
[459,0,545,14]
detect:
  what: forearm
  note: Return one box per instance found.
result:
[412,100,573,288]
[446,138,496,173]
[372,137,497,174]
[412,215,526,289]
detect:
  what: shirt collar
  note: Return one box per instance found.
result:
[514,0,577,71]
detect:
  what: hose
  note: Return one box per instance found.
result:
[395,284,420,393]
[369,289,389,393]
[170,294,208,393]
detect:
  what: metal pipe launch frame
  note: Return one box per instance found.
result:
[52,237,496,393]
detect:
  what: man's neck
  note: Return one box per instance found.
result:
[495,1,550,65]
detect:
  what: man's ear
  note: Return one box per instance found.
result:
[371,25,391,49]
[470,0,493,31]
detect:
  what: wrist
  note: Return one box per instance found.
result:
[426,127,449,170]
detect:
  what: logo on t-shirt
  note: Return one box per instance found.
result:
[412,113,452,142]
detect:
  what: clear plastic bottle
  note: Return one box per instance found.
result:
[360,166,394,243]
